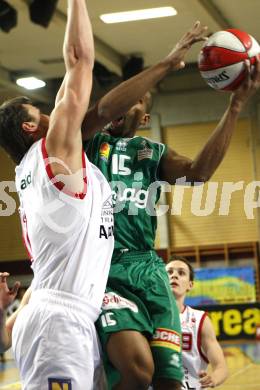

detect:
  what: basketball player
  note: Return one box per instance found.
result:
[85,53,260,390]
[166,257,228,389]
[0,1,114,389]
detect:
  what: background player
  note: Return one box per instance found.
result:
[0,1,114,389]
[166,257,228,389]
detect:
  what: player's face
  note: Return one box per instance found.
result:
[108,93,150,137]
[166,260,193,299]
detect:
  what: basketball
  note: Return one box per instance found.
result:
[198,29,260,91]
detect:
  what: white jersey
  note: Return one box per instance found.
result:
[180,306,208,390]
[15,138,114,317]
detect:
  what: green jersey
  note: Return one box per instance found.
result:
[85,132,167,251]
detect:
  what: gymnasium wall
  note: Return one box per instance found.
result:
[163,119,258,248]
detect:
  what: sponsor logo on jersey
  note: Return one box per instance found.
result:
[102,292,138,313]
[137,141,153,160]
[99,142,110,161]
[99,224,114,239]
[20,171,32,190]
[181,314,196,328]
[169,353,181,368]
[100,195,113,239]
[102,196,113,210]
[116,139,128,152]
[112,188,148,209]
[150,328,181,352]
[48,377,72,390]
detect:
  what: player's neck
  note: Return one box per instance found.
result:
[176,296,185,313]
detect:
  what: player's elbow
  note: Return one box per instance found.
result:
[64,43,94,70]
[77,47,95,69]
[213,360,229,385]
[189,171,210,184]
[194,174,210,184]
[222,363,229,382]
[97,103,113,123]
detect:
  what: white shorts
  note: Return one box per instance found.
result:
[12,289,106,390]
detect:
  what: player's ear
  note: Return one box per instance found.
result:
[187,280,193,292]
[140,114,150,126]
[22,121,38,134]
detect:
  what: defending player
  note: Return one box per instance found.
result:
[0,1,114,389]
[0,24,208,378]
[166,257,228,389]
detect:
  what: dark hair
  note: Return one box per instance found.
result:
[168,255,195,282]
[0,96,35,164]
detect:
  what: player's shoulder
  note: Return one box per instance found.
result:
[15,139,42,175]
[186,305,206,320]
[134,135,163,146]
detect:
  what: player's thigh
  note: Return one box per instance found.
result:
[107,330,154,376]
[42,315,97,389]
[14,308,97,390]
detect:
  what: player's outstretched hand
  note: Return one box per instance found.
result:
[230,54,260,111]
[0,272,20,311]
[199,370,217,388]
[164,21,208,70]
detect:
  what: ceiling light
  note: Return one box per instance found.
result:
[16,77,46,90]
[100,7,177,24]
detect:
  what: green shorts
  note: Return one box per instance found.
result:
[96,250,183,387]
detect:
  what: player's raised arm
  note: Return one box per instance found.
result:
[81,21,208,140]
[46,0,94,182]
[159,56,260,184]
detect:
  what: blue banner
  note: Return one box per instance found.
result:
[185,266,256,306]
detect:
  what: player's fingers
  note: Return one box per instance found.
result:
[191,27,208,43]
[0,272,10,278]
[195,25,208,36]
[194,35,208,43]
[244,59,251,85]
[256,54,260,72]
[252,54,260,82]
[192,20,201,31]
[199,371,207,378]
[200,375,212,385]
[0,272,10,284]
[9,281,20,296]
[201,383,214,389]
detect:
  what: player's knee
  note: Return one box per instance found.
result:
[123,361,154,388]
[153,378,182,390]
